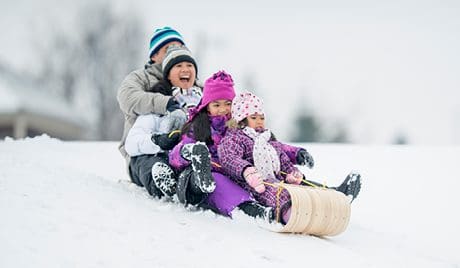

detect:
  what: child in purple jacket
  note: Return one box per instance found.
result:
[168,71,273,221]
[217,92,361,224]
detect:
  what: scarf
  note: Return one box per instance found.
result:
[242,127,280,181]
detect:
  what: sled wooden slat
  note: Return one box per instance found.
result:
[276,183,351,236]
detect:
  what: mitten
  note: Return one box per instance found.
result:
[296,149,314,168]
[151,130,181,150]
[166,97,181,112]
[285,169,303,185]
[243,167,266,193]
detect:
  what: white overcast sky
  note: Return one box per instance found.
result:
[1,0,460,144]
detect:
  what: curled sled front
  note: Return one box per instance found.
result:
[268,182,351,236]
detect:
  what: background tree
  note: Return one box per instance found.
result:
[290,106,322,142]
[36,3,144,140]
[290,88,349,143]
[392,131,409,144]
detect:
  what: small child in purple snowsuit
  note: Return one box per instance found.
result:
[169,71,273,221]
[218,92,361,224]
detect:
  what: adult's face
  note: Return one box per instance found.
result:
[167,61,196,89]
[151,41,182,63]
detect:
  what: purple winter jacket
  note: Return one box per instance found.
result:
[169,115,254,216]
[217,128,304,218]
[217,128,302,183]
[169,115,228,173]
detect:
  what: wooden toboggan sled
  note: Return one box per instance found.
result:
[269,182,351,236]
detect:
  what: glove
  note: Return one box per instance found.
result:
[166,97,181,112]
[172,86,202,108]
[243,167,266,193]
[285,169,303,185]
[296,149,314,168]
[151,130,181,150]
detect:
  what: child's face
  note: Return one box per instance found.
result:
[207,100,232,116]
[168,61,196,89]
[246,113,265,129]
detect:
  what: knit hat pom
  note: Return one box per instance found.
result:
[210,70,234,83]
[194,70,236,113]
[231,91,265,122]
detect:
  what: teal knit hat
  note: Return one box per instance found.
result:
[148,26,184,59]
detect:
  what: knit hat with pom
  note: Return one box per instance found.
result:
[194,70,236,113]
[148,26,184,59]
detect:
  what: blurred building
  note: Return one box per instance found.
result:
[0,74,86,140]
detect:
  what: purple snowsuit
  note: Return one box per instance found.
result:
[217,128,303,220]
[169,116,253,216]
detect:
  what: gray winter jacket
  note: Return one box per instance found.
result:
[117,62,171,164]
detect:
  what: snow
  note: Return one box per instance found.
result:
[1,135,459,267]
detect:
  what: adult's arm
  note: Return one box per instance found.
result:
[117,70,171,117]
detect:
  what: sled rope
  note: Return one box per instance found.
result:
[279,171,327,188]
[211,161,221,168]
[212,162,326,188]
[263,181,285,223]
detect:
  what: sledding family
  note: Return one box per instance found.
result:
[117,26,361,224]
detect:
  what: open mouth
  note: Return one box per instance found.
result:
[179,75,190,83]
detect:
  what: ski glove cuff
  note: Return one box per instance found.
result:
[172,86,202,108]
[166,97,181,112]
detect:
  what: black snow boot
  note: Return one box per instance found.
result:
[238,201,275,223]
[151,162,177,197]
[332,172,361,202]
[182,143,215,193]
[176,167,207,205]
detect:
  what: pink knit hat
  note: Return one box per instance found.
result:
[194,70,236,113]
[231,91,265,122]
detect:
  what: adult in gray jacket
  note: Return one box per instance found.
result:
[125,45,201,198]
[117,26,188,180]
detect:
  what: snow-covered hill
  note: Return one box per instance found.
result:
[1,136,458,267]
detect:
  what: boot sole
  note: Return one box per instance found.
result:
[151,162,177,197]
[190,144,215,193]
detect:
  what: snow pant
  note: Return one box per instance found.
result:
[176,167,253,216]
[252,183,292,224]
[257,178,338,224]
[206,172,253,216]
[129,153,169,198]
